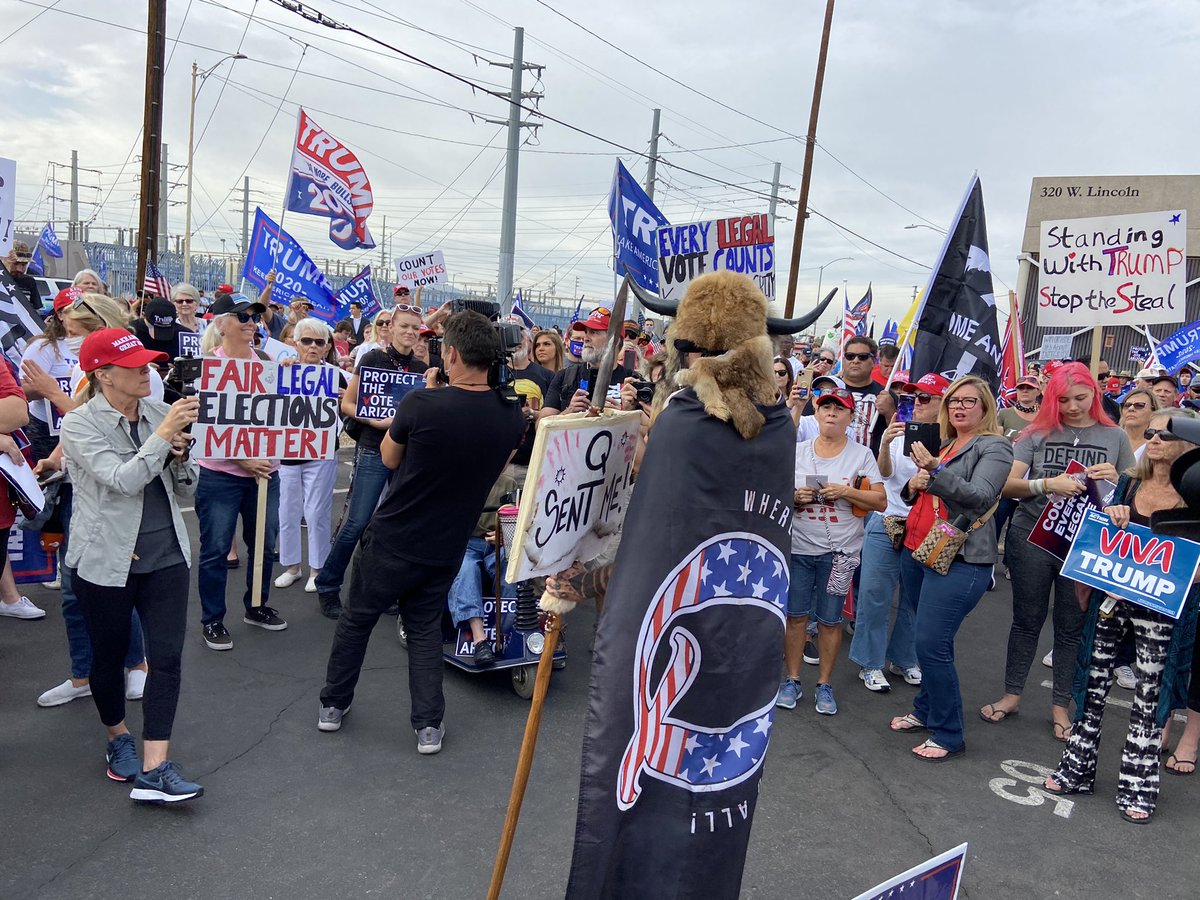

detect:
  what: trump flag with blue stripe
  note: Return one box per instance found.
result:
[565,387,795,900]
[608,160,669,293]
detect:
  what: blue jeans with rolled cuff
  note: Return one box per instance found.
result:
[849,513,918,671]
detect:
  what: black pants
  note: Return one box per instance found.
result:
[321,525,458,730]
[76,564,189,741]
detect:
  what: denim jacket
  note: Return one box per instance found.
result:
[60,392,198,586]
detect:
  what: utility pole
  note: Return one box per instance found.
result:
[768,162,782,232]
[241,176,250,258]
[783,0,835,318]
[159,143,169,255]
[137,0,167,290]
[489,27,543,306]
[69,150,79,241]
[645,108,661,200]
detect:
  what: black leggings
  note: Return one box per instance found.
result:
[76,564,189,741]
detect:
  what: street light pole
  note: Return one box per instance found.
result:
[184,53,246,284]
[814,255,853,304]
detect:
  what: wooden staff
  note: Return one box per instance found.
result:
[486,614,560,900]
[250,474,268,607]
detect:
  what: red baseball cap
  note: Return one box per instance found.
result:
[815,387,855,411]
[53,286,83,312]
[904,372,952,397]
[576,307,611,332]
[79,328,169,372]
[1043,359,1066,378]
[888,369,910,387]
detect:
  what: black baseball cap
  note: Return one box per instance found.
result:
[209,292,266,317]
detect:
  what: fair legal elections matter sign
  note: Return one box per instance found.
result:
[1037,209,1187,328]
[194,359,341,460]
[505,410,641,583]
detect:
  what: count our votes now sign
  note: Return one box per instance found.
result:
[193,359,341,460]
[1037,209,1187,328]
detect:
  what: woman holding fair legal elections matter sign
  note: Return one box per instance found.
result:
[1044,408,1200,824]
[981,363,1134,742]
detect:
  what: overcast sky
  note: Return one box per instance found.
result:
[3,0,1198,326]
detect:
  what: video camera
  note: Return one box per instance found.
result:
[1151,416,1200,540]
[165,356,203,397]
[446,298,523,405]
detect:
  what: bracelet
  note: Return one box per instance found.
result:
[931,463,945,477]
[1029,478,1045,497]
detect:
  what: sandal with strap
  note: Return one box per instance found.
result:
[1119,807,1152,825]
[1165,753,1197,776]
[889,713,927,733]
[1043,775,1093,796]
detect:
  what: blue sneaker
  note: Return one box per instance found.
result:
[775,678,802,710]
[105,733,140,783]
[130,761,204,804]
[815,683,838,716]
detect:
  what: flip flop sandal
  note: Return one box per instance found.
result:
[1165,753,1197,776]
[912,739,965,763]
[1052,722,1073,742]
[978,704,1018,724]
[1042,776,1093,796]
[1119,807,1152,825]
[889,713,927,733]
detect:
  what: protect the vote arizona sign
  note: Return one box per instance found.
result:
[1038,209,1187,328]
[194,359,341,461]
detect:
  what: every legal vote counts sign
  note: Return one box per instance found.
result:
[354,366,424,419]
[1038,209,1187,328]
[655,213,775,301]
[505,410,641,583]
[1062,509,1200,619]
[193,359,340,460]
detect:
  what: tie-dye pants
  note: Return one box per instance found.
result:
[1051,601,1175,816]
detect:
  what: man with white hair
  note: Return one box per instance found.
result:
[503,318,553,394]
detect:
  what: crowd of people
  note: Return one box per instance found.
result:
[3,241,1199,826]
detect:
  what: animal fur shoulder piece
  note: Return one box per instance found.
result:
[677,335,776,439]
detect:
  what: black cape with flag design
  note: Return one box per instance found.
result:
[910,176,1002,393]
[564,388,794,900]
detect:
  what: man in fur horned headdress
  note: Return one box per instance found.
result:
[543,271,834,900]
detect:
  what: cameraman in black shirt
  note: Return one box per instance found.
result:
[318,311,526,755]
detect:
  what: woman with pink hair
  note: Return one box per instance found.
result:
[979,362,1134,741]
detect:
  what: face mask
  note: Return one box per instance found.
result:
[65,336,84,355]
[568,339,584,357]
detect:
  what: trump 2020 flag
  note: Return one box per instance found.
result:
[608,160,669,293]
[909,175,1001,393]
[333,266,380,320]
[851,843,968,900]
[510,290,536,329]
[39,223,63,258]
[565,388,794,900]
[286,109,376,251]
[241,207,337,321]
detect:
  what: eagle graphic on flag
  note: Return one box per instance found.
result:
[286,109,376,251]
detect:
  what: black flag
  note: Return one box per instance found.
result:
[564,389,794,900]
[909,175,1001,392]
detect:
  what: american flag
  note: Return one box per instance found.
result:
[851,843,967,900]
[617,533,786,810]
[142,260,171,299]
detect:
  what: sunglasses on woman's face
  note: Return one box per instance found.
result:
[1124,401,1148,411]
[815,356,835,366]
[1144,428,1182,441]
[774,368,789,377]
[393,304,422,315]
[173,297,196,305]
[375,318,393,327]
[233,311,261,324]
[298,337,328,347]
[914,392,934,404]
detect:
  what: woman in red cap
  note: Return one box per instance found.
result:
[60,328,203,803]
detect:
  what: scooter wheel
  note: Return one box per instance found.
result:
[396,618,408,648]
[511,665,537,699]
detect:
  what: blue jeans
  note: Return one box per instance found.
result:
[849,514,918,671]
[315,446,391,596]
[788,552,843,625]
[58,488,145,678]
[446,537,510,626]
[899,551,990,751]
[196,468,280,624]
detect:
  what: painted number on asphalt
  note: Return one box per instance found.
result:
[988,759,1075,819]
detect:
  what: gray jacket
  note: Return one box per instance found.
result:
[902,433,1013,565]
[60,392,198,586]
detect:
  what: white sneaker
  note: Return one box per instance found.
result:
[0,596,46,619]
[42,577,61,590]
[304,575,318,593]
[886,662,922,686]
[1115,665,1136,690]
[37,679,92,707]
[859,668,891,692]
[274,569,302,589]
[1042,650,1054,668]
[126,668,147,701]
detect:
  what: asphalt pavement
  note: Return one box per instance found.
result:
[1,451,1197,899]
